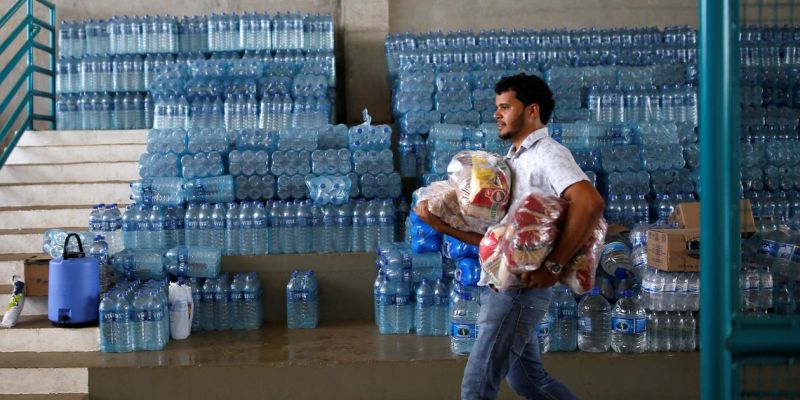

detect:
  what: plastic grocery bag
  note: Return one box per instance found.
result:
[478,192,607,294]
[168,280,193,340]
[414,181,493,234]
[446,150,511,223]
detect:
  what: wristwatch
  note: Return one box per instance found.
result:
[543,260,563,275]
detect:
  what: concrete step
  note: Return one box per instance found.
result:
[0,368,88,395]
[0,182,131,208]
[5,144,145,165]
[0,229,84,255]
[17,130,147,147]
[0,322,699,398]
[0,254,28,283]
[0,162,140,185]
[0,207,93,230]
[0,316,99,353]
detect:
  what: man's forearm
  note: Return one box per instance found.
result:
[440,224,483,246]
[547,202,603,267]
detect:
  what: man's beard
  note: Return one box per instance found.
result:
[498,116,523,141]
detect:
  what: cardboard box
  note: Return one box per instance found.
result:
[647,228,700,272]
[669,199,756,234]
[23,255,50,297]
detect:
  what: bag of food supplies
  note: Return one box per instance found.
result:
[446,151,511,223]
[478,192,607,294]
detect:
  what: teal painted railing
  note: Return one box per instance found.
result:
[0,0,56,168]
[701,0,800,399]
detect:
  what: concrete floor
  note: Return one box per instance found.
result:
[0,322,700,399]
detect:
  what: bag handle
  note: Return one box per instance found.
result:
[62,233,86,259]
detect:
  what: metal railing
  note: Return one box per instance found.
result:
[0,0,55,168]
[701,0,800,398]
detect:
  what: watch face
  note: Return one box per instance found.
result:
[546,261,562,274]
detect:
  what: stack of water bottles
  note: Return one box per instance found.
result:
[739,218,800,317]
[99,279,170,352]
[630,225,699,352]
[191,272,262,331]
[56,11,336,131]
[286,270,319,329]
[384,27,711,223]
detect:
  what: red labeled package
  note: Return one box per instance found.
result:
[478,192,607,294]
[447,151,511,223]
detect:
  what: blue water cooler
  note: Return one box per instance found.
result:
[48,233,99,327]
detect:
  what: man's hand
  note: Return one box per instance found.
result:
[413,200,448,232]
[519,267,559,289]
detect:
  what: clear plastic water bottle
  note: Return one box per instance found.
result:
[89,235,111,292]
[611,290,647,353]
[238,202,255,255]
[243,272,262,329]
[549,285,577,351]
[99,291,133,352]
[210,203,226,250]
[432,278,449,336]
[537,311,551,354]
[214,275,231,330]
[295,200,313,253]
[147,205,166,250]
[351,200,366,252]
[269,201,283,254]
[163,246,222,278]
[122,204,139,250]
[89,204,105,239]
[363,200,379,252]
[577,287,611,352]
[225,202,240,255]
[131,290,157,351]
[189,277,203,331]
[200,278,217,330]
[301,270,319,328]
[450,285,479,354]
[373,271,387,326]
[252,202,269,255]
[415,278,435,336]
[334,203,353,252]
[229,274,246,330]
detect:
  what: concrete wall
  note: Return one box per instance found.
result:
[1,0,700,129]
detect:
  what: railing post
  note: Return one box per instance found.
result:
[699,0,740,399]
[26,0,33,132]
[49,3,55,129]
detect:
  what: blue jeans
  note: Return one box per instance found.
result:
[461,287,578,400]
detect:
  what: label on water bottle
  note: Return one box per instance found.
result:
[395,294,410,306]
[758,240,779,257]
[777,243,796,261]
[556,308,576,319]
[435,295,449,306]
[176,249,190,275]
[123,220,135,232]
[243,291,258,303]
[451,322,478,339]
[791,246,800,264]
[193,180,206,203]
[417,296,434,308]
[186,220,199,231]
[284,218,297,229]
[578,316,592,332]
[601,241,629,258]
[642,279,656,293]
[365,216,378,226]
[150,309,164,321]
[132,310,148,322]
[164,219,177,231]
[378,293,395,306]
[100,310,120,323]
[536,320,550,339]
[611,317,646,334]
[212,292,228,304]
[253,219,266,229]
[290,290,316,302]
[90,220,104,232]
